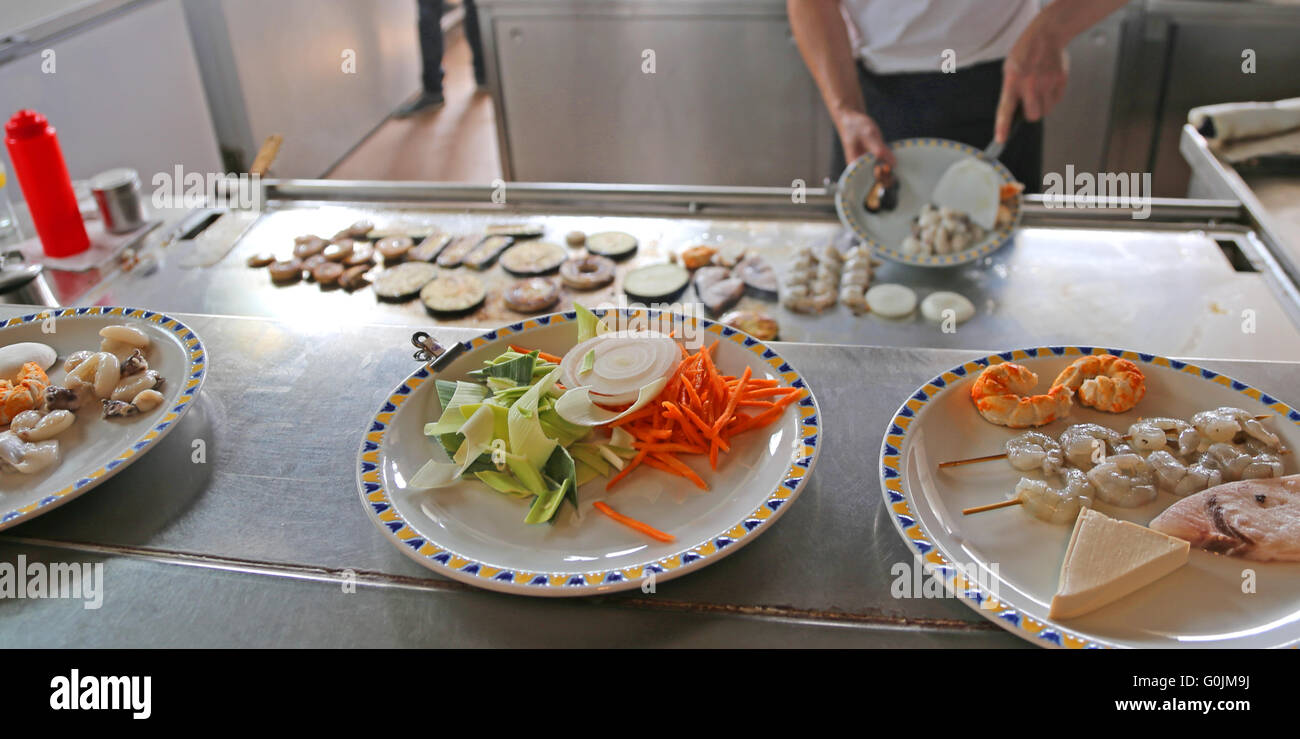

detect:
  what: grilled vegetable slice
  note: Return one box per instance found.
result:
[499,240,568,275]
[420,272,487,314]
[372,262,438,301]
[462,235,514,270]
[586,231,638,259]
[503,277,561,313]
[623,262,690,302]
[436,235,482,268]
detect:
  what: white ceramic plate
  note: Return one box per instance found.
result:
[835,138,1022,267]
[881,346,1300,648]
[0,307,207,530]
[357,307,821,595]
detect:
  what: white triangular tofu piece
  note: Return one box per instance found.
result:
[1050,508,1190,620]
[932,158,1001,230]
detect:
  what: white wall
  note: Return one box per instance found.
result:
[183,0,421,177]
[0,0,222,188]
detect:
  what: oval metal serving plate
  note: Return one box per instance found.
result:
[881,347,1300,648]
[836,138,1022,268]
[358,307,821,595]
[0,307,207,530]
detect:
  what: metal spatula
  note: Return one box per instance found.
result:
[933,108,1024,230]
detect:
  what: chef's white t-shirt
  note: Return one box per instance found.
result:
[840,0,1039,74]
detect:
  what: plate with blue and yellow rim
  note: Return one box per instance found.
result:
[836,138,1021,268]
[356,306,821,596]
[0,307,207,531]
[881,346,1300,648]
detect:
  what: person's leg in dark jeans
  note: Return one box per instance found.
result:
[395,0,447,116]
[462,0,487,88]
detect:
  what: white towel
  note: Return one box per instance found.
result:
[1189,98,1300,163]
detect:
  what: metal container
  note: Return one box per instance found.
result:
[90,167,146,234]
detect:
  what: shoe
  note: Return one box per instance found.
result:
[393,92,446,118]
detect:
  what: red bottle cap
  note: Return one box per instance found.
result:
[5,110,50,140]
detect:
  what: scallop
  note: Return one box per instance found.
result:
[920,291,976,324]
[99,325,151,348]
[865,284,918,319]
[0,342,57,382]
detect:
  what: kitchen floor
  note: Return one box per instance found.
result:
[325,28,499,184]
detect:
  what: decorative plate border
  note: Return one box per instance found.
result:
[0,306,208,530]
[356,307,821,595]
[880,345,1300,649]
[835,137,1022,268]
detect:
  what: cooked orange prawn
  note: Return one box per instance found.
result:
[970,362,1074,428]
[0,362,50,426]
[1050,354,1145,413]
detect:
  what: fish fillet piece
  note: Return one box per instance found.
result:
[1149,474,1300,561]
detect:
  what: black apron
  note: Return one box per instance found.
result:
[830,59,1044,192]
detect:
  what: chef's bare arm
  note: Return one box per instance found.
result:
[787,0,895,167]
[996,0,1131,142]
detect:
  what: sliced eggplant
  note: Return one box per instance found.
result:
[586,231,638,260]
[372,262,438,301]
[499,241,567,275]
[486,224,544,239]
[504,277,561,313]
[376,236,414,263]
[407,233,453,263]
[420,272,487,315]
[735,255,779,297]
[461,235,514,270]
[623,262,690,302]
[436,235,481,268]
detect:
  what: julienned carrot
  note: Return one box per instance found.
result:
[600,341,803,492]
[593,501,675,543]
[605,449,648,491]
[509,344,563,364]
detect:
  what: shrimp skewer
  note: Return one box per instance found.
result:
[962,469,1096,524]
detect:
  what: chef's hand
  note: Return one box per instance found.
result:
[995,27,1069,143]
[837,110,896,168]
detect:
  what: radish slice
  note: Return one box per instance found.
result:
[920,291,975,323]
[865,283,917,318]
[558,331,679,406]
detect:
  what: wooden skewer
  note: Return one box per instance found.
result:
[940,415,1276,469]
[963,499,1022,515]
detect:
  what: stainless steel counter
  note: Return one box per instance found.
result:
[0,305,1296,647]
[68,180,1300,361]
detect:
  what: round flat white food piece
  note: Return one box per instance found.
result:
[920,291,976,324]
[0,341,58,381]
[865,283,917,319]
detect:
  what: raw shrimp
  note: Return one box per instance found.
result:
[1050,354,1146,413]
[1128,417,1200,457]
[1086,453,1158,507]
[1192,407,1281,450]
[1202,442,1284,482]
[1146,450,1223,497]
[1059,423,1131,471]
[1013,468,1095,524]
[0,362,50,425]
[970,363,1073,428]
[1005,431,1065,476]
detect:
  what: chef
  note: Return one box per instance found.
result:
[788,0,1130,189]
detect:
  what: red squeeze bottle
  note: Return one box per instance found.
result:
[4,110,90,257]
